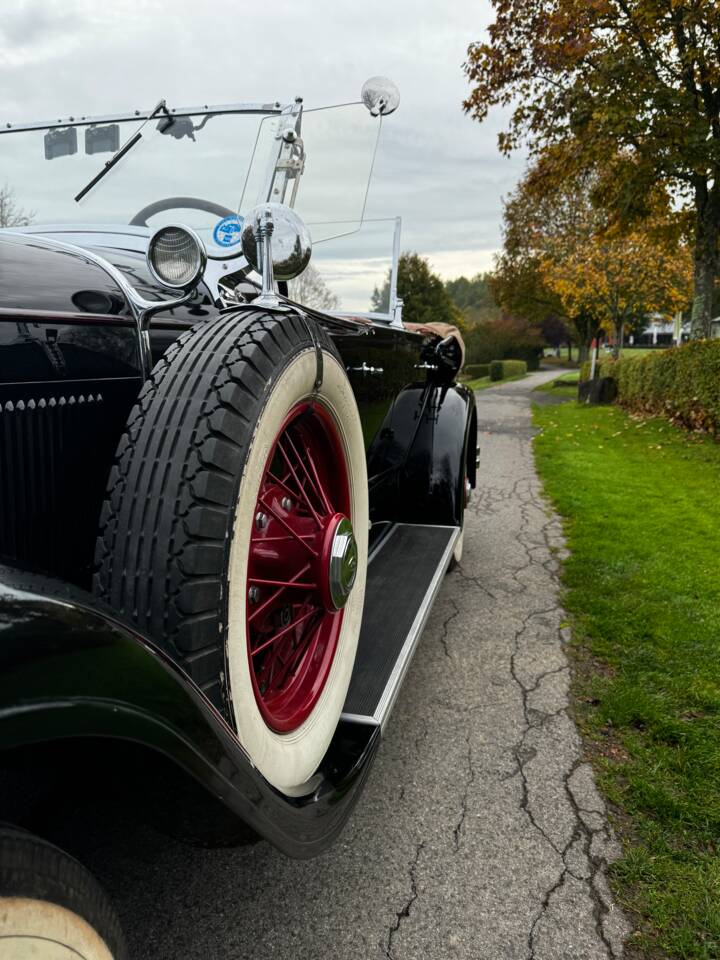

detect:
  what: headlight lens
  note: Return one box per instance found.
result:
[147,225,206,289]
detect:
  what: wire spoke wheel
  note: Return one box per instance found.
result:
[247,401,353,733]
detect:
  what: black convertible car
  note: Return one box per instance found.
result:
[0,79,476,958]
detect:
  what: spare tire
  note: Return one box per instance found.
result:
[0,825,126,959]
[94,310,368,795]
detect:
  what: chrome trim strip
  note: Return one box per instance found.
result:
[373,525,459,728]
[339,712,381,727]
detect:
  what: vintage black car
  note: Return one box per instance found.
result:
[0,79,476,958]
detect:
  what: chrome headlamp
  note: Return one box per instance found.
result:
[147,224,206,289]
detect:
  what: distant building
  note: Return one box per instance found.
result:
[628,315,686,347]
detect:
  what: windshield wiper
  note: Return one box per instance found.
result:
[74,99,170,203]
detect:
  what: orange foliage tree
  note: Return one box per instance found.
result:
[541,222,692,355]
[464,1,720,338]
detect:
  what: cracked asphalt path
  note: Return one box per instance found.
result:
[71,369,630,959]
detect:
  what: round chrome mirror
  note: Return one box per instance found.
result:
[240,202,312,281]
[361,77,400,117]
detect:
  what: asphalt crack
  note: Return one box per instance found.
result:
[452,731,475,852]
[385,841,425,959]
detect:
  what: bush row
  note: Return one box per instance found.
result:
[490,359,528,382]
[464,363,490,379]
[596,340,720,433]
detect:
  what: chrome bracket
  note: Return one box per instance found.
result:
[252,208,288,312]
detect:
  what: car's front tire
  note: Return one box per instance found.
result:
[95,311,368,795]
[0,826,126,960]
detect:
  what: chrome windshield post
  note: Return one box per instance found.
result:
[390,216,404,327]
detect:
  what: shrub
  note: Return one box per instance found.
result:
[465,315,543,369]
[501,359,528,379]
[464,363,490,379]
[598,340,720,433]
[489,358,528,382]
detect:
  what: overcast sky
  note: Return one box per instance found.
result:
[0,0,525,306]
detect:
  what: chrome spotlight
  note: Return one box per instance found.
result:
[147,224,207,290]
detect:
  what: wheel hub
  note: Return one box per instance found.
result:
[325,516,358,610]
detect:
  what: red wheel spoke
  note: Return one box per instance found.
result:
[250,606,320,657]
[245,399,351,733]
[273,620,323,689]
[274,443,324,526]
[258,497,318,557]
[301,443,334,516]
[248,562,313,624]
[248,577,317,589]
[251,534,315,543]
[284,429,333,516]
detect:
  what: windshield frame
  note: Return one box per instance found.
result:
[0,101,287,135]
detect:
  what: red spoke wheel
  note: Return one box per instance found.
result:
[95,311,368,794]
[247,401,356,733]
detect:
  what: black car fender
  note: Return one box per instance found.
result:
[398,381,477,527]
[0,566,379,859]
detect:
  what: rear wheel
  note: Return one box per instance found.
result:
[0,826,126,960]
[95,311,368,795]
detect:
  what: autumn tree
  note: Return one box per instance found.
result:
[370,252,460,326]
[541,220,692,356]
[288,263,340,311]
[493,158,605,360]
[464,1,720,338]
[0,183,34,228]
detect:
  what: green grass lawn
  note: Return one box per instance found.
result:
[535,371,580,396]
[532,402,720,960]
[465,372,528,391]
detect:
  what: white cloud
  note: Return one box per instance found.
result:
[0,0,523,280]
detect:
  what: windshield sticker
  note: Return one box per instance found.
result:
[213,215,244,248]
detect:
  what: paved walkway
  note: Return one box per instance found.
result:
[78,369,630,959]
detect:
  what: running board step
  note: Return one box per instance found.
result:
[342,522,458,728]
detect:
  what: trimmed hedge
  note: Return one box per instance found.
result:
[464,363,490,379]
[490,358,528,382]
[597,340,720,434]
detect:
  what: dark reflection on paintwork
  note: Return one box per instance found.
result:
[0,321,140,383]
[0,236,213,325]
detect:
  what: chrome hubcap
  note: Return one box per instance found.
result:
[328,517,358,610]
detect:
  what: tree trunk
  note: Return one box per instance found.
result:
[690,180,720,339]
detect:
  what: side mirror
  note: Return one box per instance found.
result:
[241,202,312,309]
[361,77,400,117]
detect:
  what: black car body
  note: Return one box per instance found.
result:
[0,89,476,942]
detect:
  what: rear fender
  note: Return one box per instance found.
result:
[398,382,476,526]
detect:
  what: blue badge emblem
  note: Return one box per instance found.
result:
[213,215,244,248]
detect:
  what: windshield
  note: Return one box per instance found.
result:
[240,103,382,244]
[1,100,383,256]
[0,107,271,256]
